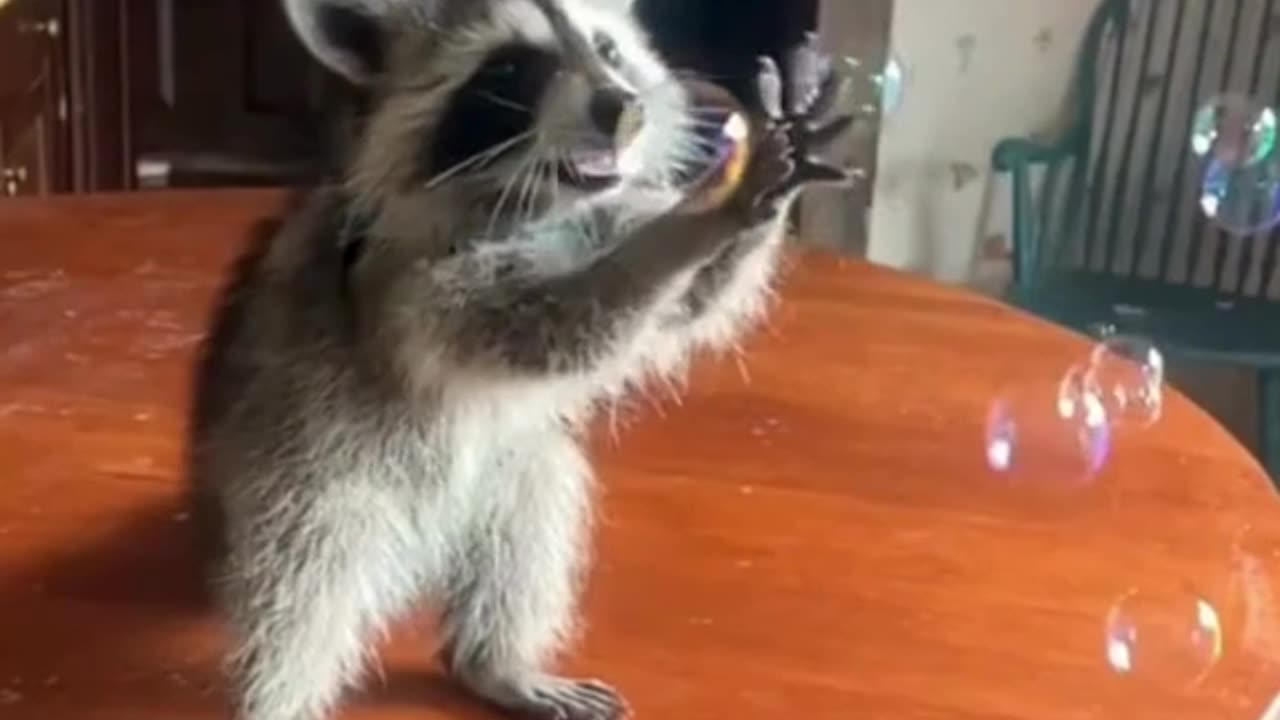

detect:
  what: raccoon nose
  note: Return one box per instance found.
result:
[589,87,633,136]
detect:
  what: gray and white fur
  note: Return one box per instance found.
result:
[186,0,853,718]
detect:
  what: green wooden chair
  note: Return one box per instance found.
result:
[992,0,1280,480]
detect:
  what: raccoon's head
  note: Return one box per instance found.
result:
[286,0,700,227]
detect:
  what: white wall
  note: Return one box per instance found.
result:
[867,0,1099,286]
[862,0,1264,465]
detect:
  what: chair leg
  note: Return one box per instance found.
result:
[1260,370,1280,487]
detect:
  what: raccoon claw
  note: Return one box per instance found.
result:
[784,32,829,116]
[806,113,856,153]
[458,670,630,720]
[699,48,852,222]
[741,125,797,221]
[794,157,852,187]
[756,57,784,121]
[736,40,856,222]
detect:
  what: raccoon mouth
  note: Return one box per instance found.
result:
[558,148,621,191]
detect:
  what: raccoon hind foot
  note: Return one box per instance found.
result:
[458,669,630,720]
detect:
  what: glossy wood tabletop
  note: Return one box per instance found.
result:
[1,189,1279,720]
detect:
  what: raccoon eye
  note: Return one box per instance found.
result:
[594,32,621,68]
[486,61,518,77]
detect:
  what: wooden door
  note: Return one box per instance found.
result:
[123,0,351,188]
[0,0,70,198]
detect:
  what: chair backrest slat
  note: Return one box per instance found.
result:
[1153,0,1216,286]
[1130,0,1190,280]
[1082,4,1133,274]
[1103,0,1162,275]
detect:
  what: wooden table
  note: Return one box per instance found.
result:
[1,190,1279,720]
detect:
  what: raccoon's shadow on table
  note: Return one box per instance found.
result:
[0,499,504,718]
[0,500,227,714]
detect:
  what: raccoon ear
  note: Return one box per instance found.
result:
[283,0,393,84]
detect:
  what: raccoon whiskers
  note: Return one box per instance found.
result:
[424,130,536,191]
[549,154,563,209]
[485,151,538,240]
[471,90,534,114]
[516,158,548,227]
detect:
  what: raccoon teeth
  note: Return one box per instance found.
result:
[570,149,619,179]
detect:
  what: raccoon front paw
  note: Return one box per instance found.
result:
[743,35,857,219]
[458,669,630,720]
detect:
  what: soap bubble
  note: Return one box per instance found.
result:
[984,369,1111,488]
[842,53,905,116]
[1199,156,1280,236]
[873,55,904,115]
[669,79,752,210]
[1191,94,1277,168]
[1105,585,1224,687]
[1087,335,1165,428]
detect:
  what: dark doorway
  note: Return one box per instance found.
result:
[638,0,820,112]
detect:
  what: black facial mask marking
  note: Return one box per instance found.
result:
[423,43,562,180]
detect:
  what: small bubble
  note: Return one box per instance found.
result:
[738,485,756,495]
[172,512,191,524]
[0,689,21,705]
[875,54,906,115]
[1191,94,1277,167]
[984,370,1111,489]
[43,676,59,688]
[1088,335,1165,428]
[1104,585,1223,687]
[844,53,906,116]
[1199,155,1280,235]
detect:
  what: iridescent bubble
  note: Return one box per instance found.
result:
[1087,335,1165,428]
[1191,94,1278,168]
[842,53,905,116]
[667,79,753,212]
[984,371,1111,488]
[1105,586,1224,687]
[873,54,904,115]
[1199,156,1280,236]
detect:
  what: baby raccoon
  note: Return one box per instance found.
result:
[186,0,853,718]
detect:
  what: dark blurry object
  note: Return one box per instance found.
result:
[637,0,818,113]
[0,0,883,198]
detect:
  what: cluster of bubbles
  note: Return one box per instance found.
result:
[982,332,1234,689]
[984,330,1164,488]
[1192,94,1280,235]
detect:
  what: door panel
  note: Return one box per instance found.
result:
[3,98,53,196]
[125,0,348,188]
[0,0,68,197]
